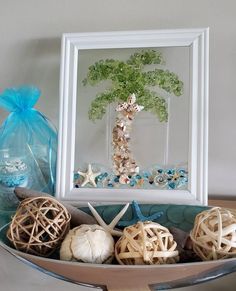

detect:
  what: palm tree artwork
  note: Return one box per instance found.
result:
[76,49,188,190]
[83,49,183,122]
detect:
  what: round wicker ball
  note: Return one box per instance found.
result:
[7,196,71,257]
[190,207,236,260]
[115,221,179,265]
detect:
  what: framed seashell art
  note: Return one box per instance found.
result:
[56,29,209,205]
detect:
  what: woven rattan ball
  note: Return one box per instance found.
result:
[190,207,236,260]
[7,196,71,257]
[115,221,179,265]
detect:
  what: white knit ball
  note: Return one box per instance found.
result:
[60,224,114,264]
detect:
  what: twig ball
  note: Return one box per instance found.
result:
[7,196,71,257]
[190,207,236,260]
[115,221,179,265]
[60,224,114,264]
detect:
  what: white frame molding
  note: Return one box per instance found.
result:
[56,28,209,205]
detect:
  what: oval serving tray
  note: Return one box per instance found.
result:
[1,204,236,291]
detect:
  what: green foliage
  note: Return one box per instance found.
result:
[83,49,184,122]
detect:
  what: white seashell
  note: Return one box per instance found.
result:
[60,224,114,264]
[117,121,124,127]
[116,102,128,112]
[128,93,136,105]
[132,104,144,112]
[137,105,144,112]
[119,174,130,184]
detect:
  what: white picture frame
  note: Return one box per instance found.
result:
[56,28,209,205]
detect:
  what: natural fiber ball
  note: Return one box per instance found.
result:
[60,224,114,264]
[190,207,236,260]
[7,196,71,257]
[115,221,179,265]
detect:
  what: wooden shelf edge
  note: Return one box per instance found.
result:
[208,199,236,209]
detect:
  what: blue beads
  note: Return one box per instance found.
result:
[168,182,176,189]
[96,172,108,181]
[130,180,136,187]
[167,169,174,175]
[143,172,150,178]
[73,166,188,190]
[0,174,27,188]
[151,167,188,189]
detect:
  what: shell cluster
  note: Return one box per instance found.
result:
[112,94,144,185]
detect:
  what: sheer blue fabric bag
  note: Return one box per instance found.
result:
[0,86,57,208]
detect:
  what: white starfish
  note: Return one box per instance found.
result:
[77,164,101,187]
[88,202,129,236]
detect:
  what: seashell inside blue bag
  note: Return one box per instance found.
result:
[0,86,57,209]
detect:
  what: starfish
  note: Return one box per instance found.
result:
[87,202,129,236]
[118,200,163,227]
[77,164,101,187]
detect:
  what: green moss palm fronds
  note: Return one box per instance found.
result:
[83,49,184,122]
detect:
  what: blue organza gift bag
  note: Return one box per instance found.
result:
[0,86,57,208]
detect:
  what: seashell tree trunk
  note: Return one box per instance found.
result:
[112,94,144,184]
